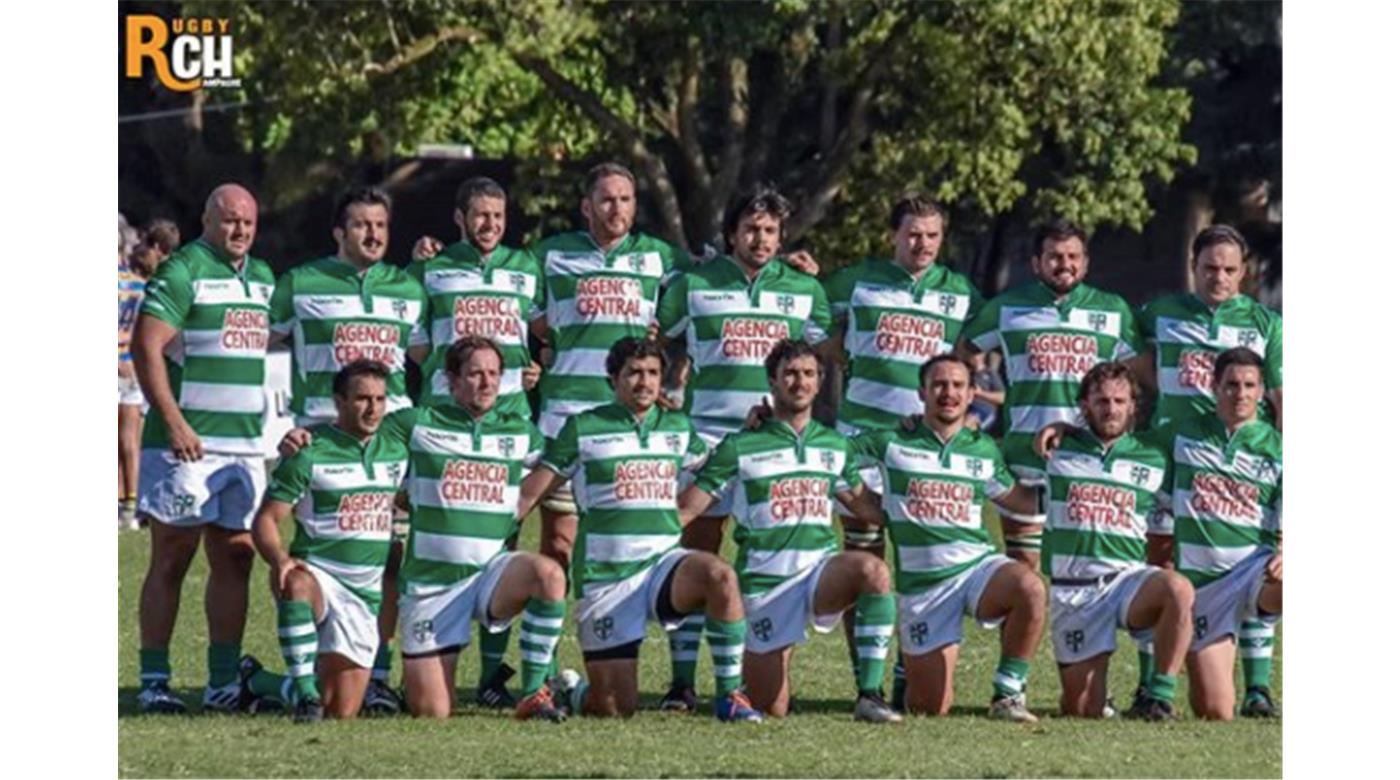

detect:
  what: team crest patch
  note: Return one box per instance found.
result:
[1088,312,1109,332]
[665,433,683,453]
[628,255,646,273]
[592,616,614,641]
[909,621,930,647]
[393,299,409,320]
[499,437,517,458]
[968,458,984,477]
[752,617,774,643]
[509,273,527,293]
[820,450,836,472]
[1064,629,1086,653]
[386,463,402,484]
[1130,465,1151,486]
[776,294,796,315]
[1238,330,1259,349]
[938,294,957,315]
[412,619,434,644]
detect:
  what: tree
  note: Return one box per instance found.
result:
[171,0,1196,278]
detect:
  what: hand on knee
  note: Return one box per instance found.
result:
[281,569,317,602]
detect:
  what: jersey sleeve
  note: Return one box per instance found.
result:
[683,419,711,472]
[660,242,692,288]
[692,433,739,496]
[528,260,547,322]
[269,271,295,337]
[1264,311,1283,389]
[524,424,545,469]
[655,273,689,339]
[836,439,864,493]
[803,281,833,344]
[848,430,886,470]
[1263,481,1281,539]
[1136,301,1159,350]
[541,416,581,477]
[1113,297,1144,359]
[983,443,1016,500]
[962,283,987,330]
[138,257,194,328]
[962,296,1002,353]
[408,277,430,348]
[266,447,312,504]
[823,266,856,326]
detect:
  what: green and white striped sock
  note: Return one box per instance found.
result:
[705,617,746,696]
[668,613,704,688]
[992,656,1030,699]
[854,593,895,696]
[277,600,320,703]
[1240,619,1276,691]
[519,598,566,695]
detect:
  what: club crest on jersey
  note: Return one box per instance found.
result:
[393,299,409,320]
[752,617,774,643]
[665,433,683,453]
[1238,330,1259,349]
[820,450,836,472]
[1252,458,1279,483]
[968,458,984,477]
[1130,465,1151,486]
[499,437,516,458]
[628,255,646,273]
[938,294,957,315]
[592,616,614,641]
[386,463,402,484]
[776,294,796,315]
[1088,312,1109,332]
[509,273,527,293]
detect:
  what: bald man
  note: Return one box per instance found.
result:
[132,184,279,714]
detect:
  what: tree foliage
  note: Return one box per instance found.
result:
[183,0,1196,266]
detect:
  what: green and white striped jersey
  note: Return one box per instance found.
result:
[409,242,544,418]
[963,282,1141,472]
[851,423,1016,594]
[1041,429,1170,581]
[378,405,544,596]
[269,256,428,422]
[692,419,856,596]
[541,403,708,597]
[532,231,688,437]
[1154,414,1281,587]
[656,256,831,442]
[139,239,276,455]
[825,260,983,433]
[1138,293,1283,428]
[266,424,410,611]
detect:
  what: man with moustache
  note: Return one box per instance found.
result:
[959,219,1142,569]
[132,183,277,713]
[268,186,430,714]
[850,355,1046,722]
[676,340,899,723]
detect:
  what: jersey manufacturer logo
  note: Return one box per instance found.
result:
[413,619,434,644]
[592,616,614,641]
[752,617,774,643]
[1064,629,1085,653]
[910,621,930,647]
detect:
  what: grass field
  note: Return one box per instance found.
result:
[117,514,1281,778]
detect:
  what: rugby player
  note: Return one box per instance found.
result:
[823,195,984,701]
[242,361,408,722]
[268,186,429,714]
[132,184,276,713]
[850,355,1046,721]
[1144,348,1281,720]
[1135,225,1283,715]
[276,337,570,722]
[516,338,763,722]
[676,340,898,722]
[959,218,1141,569]
[407,176,546,709]
[1036,362,1192,721]
[654,188,833,709]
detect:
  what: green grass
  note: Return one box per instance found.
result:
[118,514,1281,778]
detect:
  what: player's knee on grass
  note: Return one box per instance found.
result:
[1187,637,1236,721]
[905,646,957,716]
[583,659,639,717]
[404,655,455,719]
[743,649,791,717]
